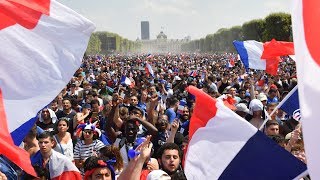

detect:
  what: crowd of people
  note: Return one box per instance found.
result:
[0,53,306,179]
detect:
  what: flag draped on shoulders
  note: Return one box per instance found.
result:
[184,86,307,180]
[31,150,81,179]
[0,0,95,176]
[292,0,320,179]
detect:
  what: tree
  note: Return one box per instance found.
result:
[263,13,292,41]
[86,33,101,54]
[242,19,265,41]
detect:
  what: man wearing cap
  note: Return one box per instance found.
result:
[248,99,264,129]
[235,103,250,119]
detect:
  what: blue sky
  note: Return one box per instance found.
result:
[58,0,291,40]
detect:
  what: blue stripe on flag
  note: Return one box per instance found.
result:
[233,41,249,69]
[11,116,38,146]
[280,88,300,116]
[219,130,307,180]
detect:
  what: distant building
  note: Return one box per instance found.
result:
[141,21,150,40]
[138,31,190,53]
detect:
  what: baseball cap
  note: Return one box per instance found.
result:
[257,93,268,102]
[129,106,145,117]
[82,103,91,109]
[249,99,264,114]
[147,170,171,180]
[236,103,250,114]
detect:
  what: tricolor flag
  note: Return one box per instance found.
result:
[188,70,197,77]
[0,0,94,176]
[227,57,235,68]
[177,99,187,116]
[184,86,307,179]
[31,150,81,179]
[145,63,155,78]
[292,0,320,178]
[233,40,280,75]
[120,76,134,88]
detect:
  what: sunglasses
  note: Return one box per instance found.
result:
[83,130,93,134]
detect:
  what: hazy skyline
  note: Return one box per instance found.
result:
[58,0,291,41]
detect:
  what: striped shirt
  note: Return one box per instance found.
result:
[73,139,105,161]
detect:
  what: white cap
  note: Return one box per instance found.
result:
[249,99,264,114]
[147,170,171,180]
[236,103,250,114]
[257,93,267,102]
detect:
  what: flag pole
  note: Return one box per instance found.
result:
[259,85,298,130]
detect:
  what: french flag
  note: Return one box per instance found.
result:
[121,75,134,87]
[233,40,280,75]
[188,70,197,77]
[177,99,187,116]
[184,86,307,179]
[145,63,155,78]
[227,57,235,68]
[0,0,94,176]
[292,0,320,178]
[31,150,81,179]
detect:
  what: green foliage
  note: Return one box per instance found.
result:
[242,19,265,41]
[182,12,292,53]
[86,32,141,54]
[262,13,292,41]
[86,33,101,54]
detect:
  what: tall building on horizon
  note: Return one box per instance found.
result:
[141,21,150,40]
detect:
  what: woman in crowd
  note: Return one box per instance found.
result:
[74,122,105,174]
[53,117,74,161]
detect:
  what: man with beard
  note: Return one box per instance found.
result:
[157,143,186,178]
[177,106,190,137]
[56,98,77,137]
[36,108,58,133]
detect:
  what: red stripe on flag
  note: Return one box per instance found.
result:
[265,57,281,75]
[186,86,217,140]
[0,0,50,30]
[303,0,320,66]
[261,39,294,59]
[0,88,37,177]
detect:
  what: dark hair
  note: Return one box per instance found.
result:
[91,99,100,106]
[54,117,70,134]
[268,135,286,148]
[84,156,115,180]
[157,143,182,159]
[99,145,124,171]
[266,120,279,128]
[36,131,54,141]
[168,97,179,107]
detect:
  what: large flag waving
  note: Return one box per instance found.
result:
[233,40,280,75]
[0,0,94,175]
[292,0,320,179]
[184,86,307,179]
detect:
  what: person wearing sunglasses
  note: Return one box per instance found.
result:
[74,123,105,175]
